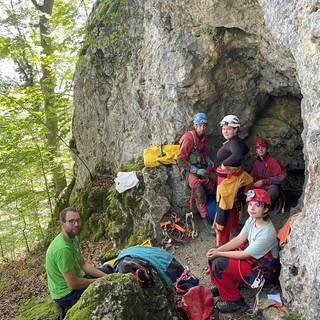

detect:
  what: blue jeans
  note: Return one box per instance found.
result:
[55,289,84,310]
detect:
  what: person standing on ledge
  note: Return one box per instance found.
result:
[214,115,252,245]
[177,113,216,220]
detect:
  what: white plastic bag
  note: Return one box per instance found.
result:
[115,171,139,193]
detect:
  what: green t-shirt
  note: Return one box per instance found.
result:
[46,233,85,299]
[241,217,279,260]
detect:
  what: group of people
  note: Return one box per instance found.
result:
[177,112,284,313]
[45,112,285,316]
[177,112,286,245]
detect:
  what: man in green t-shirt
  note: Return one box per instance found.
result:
[46,207,107,312]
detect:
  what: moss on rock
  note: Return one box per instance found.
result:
[104,173,149,246]
[64,274,135,320]
[82,0,132,74]
[67,159,151,247]
[65,273,178,320]
[126,228,151,247]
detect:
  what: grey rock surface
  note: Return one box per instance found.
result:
[72,0,319,318]
[64,273,178,320]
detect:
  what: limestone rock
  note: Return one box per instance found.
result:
[71,0,320,318]
[64,273,178,320]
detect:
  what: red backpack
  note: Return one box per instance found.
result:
[177,285,217,320]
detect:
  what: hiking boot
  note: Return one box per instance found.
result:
[216,297,248,313]
[209,285,220,297]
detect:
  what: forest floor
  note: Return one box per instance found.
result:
[0,239,106,320]
[0,207,292,320]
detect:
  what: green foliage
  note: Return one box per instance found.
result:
[282,313,302,320]
[15,295,62,320]
[0,0,94,259]
[0,278,12,292]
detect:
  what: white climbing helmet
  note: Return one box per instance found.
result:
[219,115,240,128]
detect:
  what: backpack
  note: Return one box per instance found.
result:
[114,246,185,288]
[177,285,217,320]
[174,268,199,295]
[117,256,154,288]
[277,211,301,247]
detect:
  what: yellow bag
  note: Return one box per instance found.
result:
[143,145,180,167]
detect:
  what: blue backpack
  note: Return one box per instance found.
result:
[114,246,199,291]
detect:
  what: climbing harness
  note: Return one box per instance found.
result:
[160,212,197,244]
[238,260,266,315]
[160,213,188,244]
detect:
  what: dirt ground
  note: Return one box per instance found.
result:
[166,209,291,320]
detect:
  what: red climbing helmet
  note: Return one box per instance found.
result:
[246,189,271,205]
[255,138,268,148]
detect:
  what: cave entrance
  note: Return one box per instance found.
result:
[204,26,305,212]
[245,95,304,211]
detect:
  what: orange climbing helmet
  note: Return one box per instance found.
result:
[255,138,268,148]
[246,189,271,205]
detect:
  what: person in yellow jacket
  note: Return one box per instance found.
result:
[214,115,252,245]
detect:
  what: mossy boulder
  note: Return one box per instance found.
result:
[65,273,178,320]
[15,295,62,320]
[69,159,152,248]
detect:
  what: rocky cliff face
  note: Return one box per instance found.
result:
[72,0,319,318]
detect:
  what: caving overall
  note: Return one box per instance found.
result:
[215,135,252,245]
[177,129,216,218]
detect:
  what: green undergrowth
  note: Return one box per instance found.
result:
[15,296,61,320]
[282,313,302,320]
[0,278,12,292]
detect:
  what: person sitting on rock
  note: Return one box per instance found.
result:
[177,112,216,219]
[206,189,279,314]
[249,138,287,204]
[46,207,110,314]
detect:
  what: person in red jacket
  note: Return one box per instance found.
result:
[177,113,215,219]
[250,138,286,203]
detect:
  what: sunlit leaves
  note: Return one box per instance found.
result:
[0,0,94,259]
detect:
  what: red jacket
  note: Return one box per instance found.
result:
[177,129,207,167]
[251,153,286,185]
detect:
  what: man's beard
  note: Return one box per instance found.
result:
[66,227,80,239]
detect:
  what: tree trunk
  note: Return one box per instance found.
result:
[21,216,31,254]
[32,0,67,197]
